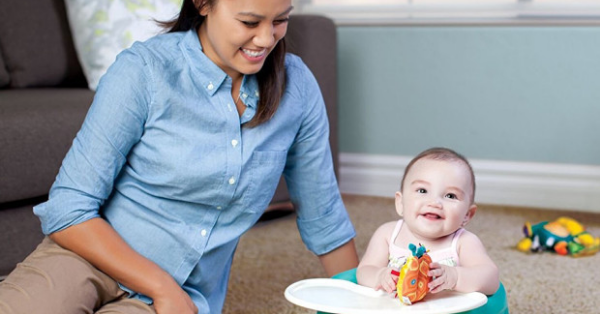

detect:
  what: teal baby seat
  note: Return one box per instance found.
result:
[318,268,508,314]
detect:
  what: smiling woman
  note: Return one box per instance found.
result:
[198,0,291,82]
[198,0,292,119]
[162,0,293,125]
[0,0,358,313]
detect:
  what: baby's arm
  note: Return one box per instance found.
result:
[428,231,499,295]
[356,222,398,293]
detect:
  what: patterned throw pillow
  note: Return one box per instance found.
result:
[64,0,183,90]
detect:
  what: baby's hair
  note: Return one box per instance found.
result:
[400,147,476,204]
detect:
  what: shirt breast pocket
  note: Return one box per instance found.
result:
[243,150,288,212]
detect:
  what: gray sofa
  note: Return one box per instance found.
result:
[0,0,338,278]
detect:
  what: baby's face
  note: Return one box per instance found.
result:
[397,158,475,241]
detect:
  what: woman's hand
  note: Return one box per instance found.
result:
[151,284,198,314]
[427,262,458,293]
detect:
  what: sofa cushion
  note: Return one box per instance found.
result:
[0,89,93,203]
[0,201,45,277]
[64,0,182,90]
[0,0,85,88]
[0,53,9,88]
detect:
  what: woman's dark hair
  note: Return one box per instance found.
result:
[161,0,287,127]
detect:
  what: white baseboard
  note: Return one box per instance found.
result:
[339,153,600,213]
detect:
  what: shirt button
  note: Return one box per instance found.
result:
[231,139,238,147]
[227,103,233,112]
[242,93,248,99]
[229,177,236,185]
[255,91,259,97]
[201,229,207,236]
[216,206,222,210]
[207,83,214,90]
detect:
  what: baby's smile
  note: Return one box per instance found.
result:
[421,212,442,220]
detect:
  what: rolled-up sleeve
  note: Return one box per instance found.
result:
[34,47,151,235]
[283,59,356,255]
[296,201,356,255]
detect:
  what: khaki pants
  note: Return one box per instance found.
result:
[0,237,155,314]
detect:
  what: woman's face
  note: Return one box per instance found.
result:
[198,0,292,81]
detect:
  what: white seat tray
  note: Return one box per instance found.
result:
[284,278,487,314]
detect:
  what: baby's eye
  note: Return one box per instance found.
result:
[416,188,427,194]
[445,193,458,200]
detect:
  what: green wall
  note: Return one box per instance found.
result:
[337,26,600,165]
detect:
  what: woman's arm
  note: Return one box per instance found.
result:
[283,56,357,271]
[318,239,359,277]
[49,218,197,314]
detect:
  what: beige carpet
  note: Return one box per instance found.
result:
[224,194,600,314]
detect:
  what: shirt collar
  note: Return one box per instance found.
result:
[239,75,259,109]
[179,29,260,109]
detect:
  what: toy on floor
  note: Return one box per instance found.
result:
[395,243,431,305]
[516,216,600,257]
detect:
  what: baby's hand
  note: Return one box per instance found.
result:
[428,262,458,293]
[375,267,399,293]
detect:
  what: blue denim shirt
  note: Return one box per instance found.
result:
[33,29,355,313]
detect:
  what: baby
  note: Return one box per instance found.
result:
[357,147,499,296]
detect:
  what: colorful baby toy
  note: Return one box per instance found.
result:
[395,243,431,305]
[516,216,600,257]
